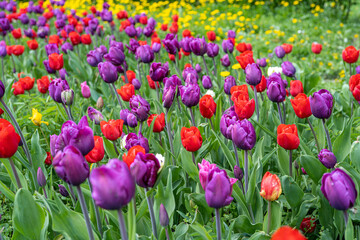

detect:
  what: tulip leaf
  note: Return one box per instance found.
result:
[345,216,354,240]
[263,201,282,234]
[211,129,236,168]
[276,147,289,176]
[350,141,360,170]
[12,189,48,240]
[281,176,304,209]
[102,137,118,159]
[333,118,352,163]
[251,120,277,140]
[334,210,345,239]
[232,215,262,234]
[190,222,213,240]
[0,179,15,202]
[30,130,47,175]
[291,196,317,228]
[248,231,271,240]
[0,158,28,190]
[299,155,327,183]
[180,149,199,182]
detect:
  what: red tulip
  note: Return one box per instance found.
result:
[342,46,359,64]
[27,39,38,50]
[49,35,61,46]
[281,43,293,54]
[290,80,304,97]
[199,95,217,119]
[11,28,22,39]
[236,42,248,53]
[172,14,179,22]
[181,126,203,152]
[290,93,312,119]
[182,29,191,38]
[260,172,282,201]
[12,81,25,95]
[19,76,35,91]
[44,152,52,165]
[0,119,21,158]
[12,45,25,56]
[0,108,3,116]
[37,76,50,94]
[206,31,216,42]
[81,34,92,45]
[277,124,300,150]
[147,113,165,132]
[122,145,145,168]
[69,31,81,45]
[255,75,267,93]
[271,226,307,240]
[139,16,147,25]
[121,70,136,84]
[85,136,105,163]
[236,50,255,69]
[100,119,124,141]
[300,217,316,234]
[349,74,360,102]
[117,83,135,102]
[48,53,64,70]
[147,75,160,89]
[116,10,128,20]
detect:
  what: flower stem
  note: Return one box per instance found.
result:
[145,188,158,239]
[174,54,182,79]
[67,183,77,206]
[113,141,119,156]
[88,180,103,237]
[123,63,129,84]
[276,102,284,124]
[289,150,293,178]
[1,99,33,167]
[165,109,175,165]
[118,209,128,240]
[9,157,22,189]
[202,56,210,77]
[282,102,286,124]
[232,141,240,167]
[111,83,123,109]
[43,187,48,198]
[76,186,95,240]
[154,80,160,103]
[192,152,196,164]
[244,150,249,195]
[322,119,332,152]
[344,210,349,228]
[254,87,259,122]
[189,53,193,66]
[267,201,271,234]
[1,58,4,83]
[137,61,142,84]
[215,208,222,240]
[212,57,218,79]
[189,107,196,126]
[61,102,72,121]
[307,118,320,153]
[165,228,170,240]
[228,95,232,106]
[138,122,143,135]
[209,118,214,130]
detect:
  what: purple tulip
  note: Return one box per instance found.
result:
[0,18,10,31]
[205,167,234,208]
[59,69,67,80]
[152,42,161,53]
[220,106,239,140]
[224,75,236,95]
[125,38,139,54]
[45,43,59,56]
[104,47,125,66]
[126,113,137,128]
[182,67,198,83]
[281,61,296,78]
[221,54,231,67]
[55,19,65,29]
[356,65,360,74]
[90,159,135,210]
[318,149,337,169]
[309,89,333,119]
[87,50,102,67]
[53,145,90,186]
[100,10,113,22]
[162,33,180,55]
[24,28,34,38]
[256,58,267,68]
[61,42,73,54]
[234,165,243,181]
[149,62,169,82]
[125,25,137,37]
[135,45,154,63]
[132,78,141,90]
[87,107,104,125]
[129,95,151,122]
[266,73,286,102]
[19,14,29,24]
[202,75,212,89]
[228,30,236,39]
[59,184,69,197]
[124,132,149,153]
[81,82,91,98]
[159,204,169,227]
[37,167,46,187]
[164,75,182,89]
[275,46,286,59]
[120,109,131,126]
[231,119,256,150]
[195,64,202,73]
[98,62,118,83]
[222,39,234,54]
[37,26,49,38]
[321,168,357,210]
[49,78,70,103]
[130,152,160,188]
[143,26,154,37]
[180,37,192,53]
[162,85,176,109]
[207,43,219,58]
[179,83,200,107]
[37,16,47,27]
[96,45,108,57]
[245,63,262,86]
[0,42,5,57]
[189,37,207,56]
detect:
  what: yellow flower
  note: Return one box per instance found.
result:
[232,64,241,70]
[220,71,230,77]
[29,109,49,127]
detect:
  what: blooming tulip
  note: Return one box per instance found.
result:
[181,126,202,152]
[85,136,104,163]
[100,119,124,141]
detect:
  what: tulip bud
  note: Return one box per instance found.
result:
[281,61,296,78]
[300,217,316,234]
[309,89,333,119]
[58,184,69,197]
[159,203,169,227]
[301,168,307,175]
[274,46,285,59]
[202,75,212,89]
[234,165,243,181]
[260,172,282,201]
[127,113,138,128]
[87,107,104,125]
[132,78,141,90]
[245,63,262,86]
[37,167,46,187]
[96,96,104,109]
[61,89,74,106]
[318,149,337,169]
[81,81,91,98]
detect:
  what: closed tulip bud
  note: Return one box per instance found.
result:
[61,89,74,106]
[228,30,236,39]
[98,62,118,83]
[96,96,104,109]
[342,46,359,64]
[234,165,243,181]
[129,95,151,122]
[87,107,104,124]
[181,126,203,152]
[321,168,357,210]
[195,64,202,73]
[220,107,239,140]
[104,46,125,66]
[183,67,199,83]
[281,61,296,78]
[152,42,161,53]
[159,204,169,227]
[222,39,234,54]
[43,60,56,74]
[260,172,282,201]
[245,63,262,86]
[224,75,236,95]
[207,43,219,58]
[132,78,141,90]
[281,43,293,54]
[289,80,303,97]
[37,167,46,187]
[127,113,138,128]
[277,124,300,150]
[86,50,102,67]
[90,159,135,210]
[202,75,212,89]
[189,37,207,56]
[311,42,322,54]
[179,83,200,107]
[318,149,337,169]
[117,84,135,102]
[221,54,231,67]
[130,152,160,188]
[309,89,333,119]
[124,25,136,37]
[290,93,312,119]
[274,46,285,59]
[199,95,217,119]
[59,184,69,197]
[124,133,149,152]
[45,43,59,56]
[256,58,267,67]
[149,62,169,82]
[266,73,286,102]
[205,167,235,208]
[81,81,91,98]
[236,51,255,69]
[49,78,70,103]
[85,136,105,163]
[53,145,89,186]
[180,37,192,53]
[162,85,176,108]
[271,226,306,240]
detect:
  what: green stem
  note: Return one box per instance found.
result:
[254,87,259,122]
[76,186,95,240]
[267,201,271,234]
[307,118,320,153]
[165,109,175,165]
[118,209,128,240]
[322,119,332,152]
[244,150,249,194]
[215,208,222,240]
[289,150,293,178]
[145,188,158,239]
[9,157,22,189]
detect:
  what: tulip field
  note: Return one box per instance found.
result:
[1,0,360,239]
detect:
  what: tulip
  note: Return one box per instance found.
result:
[281,61,296,78]
[207,43,219,58]
[0,119,20,158]
[45,43,59,56]
[123,145,146,167]
[87,50,102,67]
[202,75,212,89]
[349,74,360,102]
[48,53,64,70]
[236,50,255,70]
[135,45,154,63]
[98,61,118,83]
[61,42,74,54]
[318,149,337,169]
[234,165,243,181]
[117,83,135,102]
[49,78,70,103]
[277,124,300,150]
[69,31,81,45]
[159,204,169,228]
[267,73,286,103]
[181,126,202,153]
[220,107,238,140]
[220,54,231,67]
[245,63,262,86]
[271,226,307,240]
[124,133,149,153]
[37,76,50,94]
[207,31,216,42]
[274,46,285,59]
[162,33,180,55]
[182,67,198,82]
[224,75,236,95]
[256,58,267,68]
[289,80,303,97]
[129,95,151,122]
[100,119,124,141]
[342,46,359,64]
[131,152,160,188]
[311,42,322,54]
[37,167,46,187]
[260,172,282,201]
[198,159,218,190]
[61,89,74,106]
[180,37,192,53]
[222,39,234,54]
[231,91,255,120]
[53,145,89,186]
[231,119,256,151]
[149,62,169,82]
[147,113,165,132]
[300,217,316,234]
[255,75,267,93]
[59,184,69,197]
[87,107,104,125]
[27,39,38,50]
[195,64,202,73]
[81,81,91,98]
[190,37,207,56]
[85,136,104,163]
[104,46,125,66]
[199,95,217,120]
[179,83,200,108]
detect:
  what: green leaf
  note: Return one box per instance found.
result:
[190,222,213,240]
[350,141,360,170]
[232,215,262,234]
[0,179,15,202]
[277,147,289,176]
[345,216,354,240]
[299,155,327,183]
[13,189,48,240]
[333,118,352,163]
[248,231,271,240]
[0,158,28,190]
[281,176,304,208]
[211,129,236,167]
[30,130,47,173]
[180,149,199,182]
[102,137,118,159]
[263,201,282,234]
